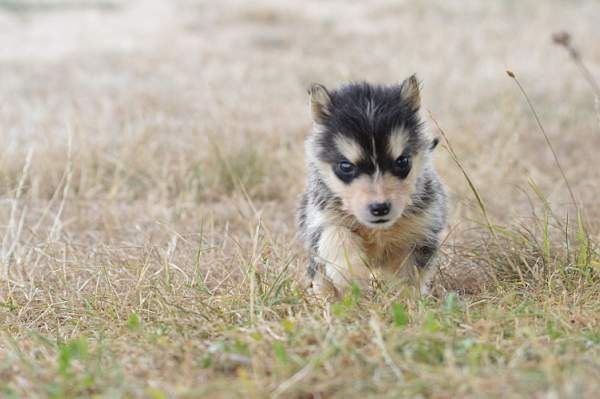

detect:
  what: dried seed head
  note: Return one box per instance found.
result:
[552,31,579,59]
[552,31,571,47]
[506,70,515,78]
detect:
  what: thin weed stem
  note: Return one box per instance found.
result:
[506,70,578,209]
[428,111,519,280]
[552,32,600,97]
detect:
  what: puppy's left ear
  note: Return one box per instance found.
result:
[399,74,421,111]
[430,137,440,151]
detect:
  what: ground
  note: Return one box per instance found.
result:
[1,1,599,398]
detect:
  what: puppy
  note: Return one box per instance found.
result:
[297,76,448,298]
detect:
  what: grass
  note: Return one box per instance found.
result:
[2,233,598,398]
[1,1,600,398]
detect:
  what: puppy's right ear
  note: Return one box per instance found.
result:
[308,83,331,124]
[399,74,421,111]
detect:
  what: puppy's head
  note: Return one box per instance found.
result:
[307,76,439,229]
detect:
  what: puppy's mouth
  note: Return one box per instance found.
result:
[370,219,390,224]
[362,218,395,229]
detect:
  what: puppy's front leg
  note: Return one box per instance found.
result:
[412,243,439,295]
[315,226,372,298]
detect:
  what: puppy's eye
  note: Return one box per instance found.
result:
[338,161,356,175]
[394,155,411,178]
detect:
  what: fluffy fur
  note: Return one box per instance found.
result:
[297,76,448,298]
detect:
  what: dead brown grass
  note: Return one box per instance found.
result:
[1,1,600,398]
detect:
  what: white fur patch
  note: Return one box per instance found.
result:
[306,204,325,235]
[334,135,365,164]
[365,99,377,125]
[317,226,372,288]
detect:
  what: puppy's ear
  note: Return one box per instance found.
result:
[399,74,421,111]
[308,83,331,124]
[430,137,440,151]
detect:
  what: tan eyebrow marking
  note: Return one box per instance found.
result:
[334,135,365,164]
[388,127,409,159]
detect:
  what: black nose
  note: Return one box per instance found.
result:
[369,202,391,217]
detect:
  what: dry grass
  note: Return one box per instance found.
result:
[1,0,600,397]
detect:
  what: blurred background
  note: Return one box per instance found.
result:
[1,0,599,250]
[1,2,600,396]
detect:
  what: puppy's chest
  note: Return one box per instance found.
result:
[354,219,423,270]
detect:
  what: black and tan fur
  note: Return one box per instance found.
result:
[297,76,448,298]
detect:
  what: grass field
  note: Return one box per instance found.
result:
[1,1,600,397]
